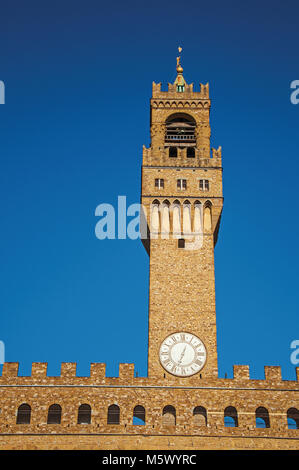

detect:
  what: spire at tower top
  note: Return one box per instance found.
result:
[176,46,183,73]
[174,46,186,92]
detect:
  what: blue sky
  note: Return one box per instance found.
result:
[0,0,298,379]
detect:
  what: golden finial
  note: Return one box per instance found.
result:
[176,46,183,73]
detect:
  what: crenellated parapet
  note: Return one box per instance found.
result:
[211,146,222,165]
[1,362,298,389]
[0,362,135,386]
[0,362,298,450]
[152,81,210,100]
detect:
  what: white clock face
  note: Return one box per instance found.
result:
[159,332,207,377]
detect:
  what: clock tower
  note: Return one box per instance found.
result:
[141,50,223,380]
[0,49,298,452]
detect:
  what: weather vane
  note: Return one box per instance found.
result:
[176,46,183,73]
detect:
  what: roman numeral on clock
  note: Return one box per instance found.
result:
[159,332,207,377]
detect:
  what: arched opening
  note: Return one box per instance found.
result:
[165,114,196,144]
[47,404,62,424]
[169,147,178,158]
[194,201,203,234]
[187,147,195,158]
[150,200,160,234]
[255,407,270,428]
[287,408,299,429]
[224,406,238,427]
[16,404,31,424]
[161,200,170,237]
[204,201,212,232]
[172,199,181,238]
[193,406,207,426]
[162,405,176,426]
[77,404,91,424]
[107,404,120,425]
[133,405,145,425]
[183,200,191,235]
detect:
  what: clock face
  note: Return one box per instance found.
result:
[159,332,207,377]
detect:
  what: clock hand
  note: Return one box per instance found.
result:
[177,345,187,365]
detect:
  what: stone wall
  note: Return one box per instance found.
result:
[0,363,298,449]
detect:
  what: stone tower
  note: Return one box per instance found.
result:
[0,52,298,451]
[141,50,223,380]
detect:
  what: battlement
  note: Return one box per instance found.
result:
[0,362,134,384]
[152,81,209,100]
[1,362,298,389]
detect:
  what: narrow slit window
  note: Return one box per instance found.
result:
[187,147,195,158]
[178,238,185,248]
[169,147,178,158]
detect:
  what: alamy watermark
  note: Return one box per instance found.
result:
[0,81,5,104]
[95,196,204,250]
[290,80,299,105]
[0,341,5,364]
[290,340,299,365]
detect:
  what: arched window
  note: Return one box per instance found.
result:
[287,408,299,429]
[169,147,177,158]
[133,405,145,425]
[193,406,207,426]
[162,405,176,425]
[77,404,91,424]
[165,114,196,144]
[224,406,238,427]
[255,407,270,428]
[107,404,120,425]
[187,147,195,158]
[16,404,31,424]
[47,404,62,424]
